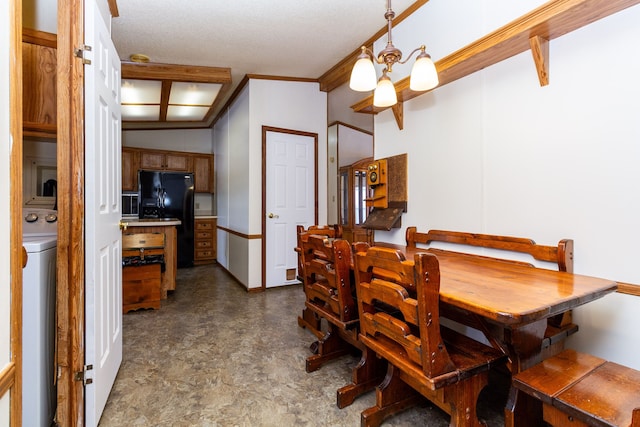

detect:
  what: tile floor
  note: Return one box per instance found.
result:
[98,264,506,426]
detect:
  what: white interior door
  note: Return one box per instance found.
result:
[84,0,122,425]
[265,130,315,288]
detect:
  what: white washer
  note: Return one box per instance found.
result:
[23,208,57,427]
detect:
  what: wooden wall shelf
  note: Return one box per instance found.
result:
[351,0,640,127]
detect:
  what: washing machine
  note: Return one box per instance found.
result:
[22,208,58,427]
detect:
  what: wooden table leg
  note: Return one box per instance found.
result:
[502,319,547,427]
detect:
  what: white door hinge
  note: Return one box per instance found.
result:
[74,45,92,64]
[74,364,94,386]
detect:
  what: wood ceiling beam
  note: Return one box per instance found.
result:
[121,61,231,83]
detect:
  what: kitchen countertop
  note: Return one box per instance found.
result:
[195,215,217,219]
[121,218,181,227]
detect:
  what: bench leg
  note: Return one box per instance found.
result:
[297,307,324,340]
[361,364,421,427]
[444,373,490,427]
[337,346,387,408]
[504,386,542,427]
[305,324,352,372]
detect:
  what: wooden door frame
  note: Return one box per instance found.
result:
[261,126,318,290]
[8,0,23,424]
[56,0,86,424]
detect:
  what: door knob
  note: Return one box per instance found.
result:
[268,213,279,219]
[119,221,128,231]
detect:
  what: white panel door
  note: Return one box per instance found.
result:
[265,130,315,288]
[84,1,122,425]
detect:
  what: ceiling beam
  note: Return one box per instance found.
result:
[121,61,231,83]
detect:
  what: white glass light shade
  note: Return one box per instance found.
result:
[166,105,209,121]
[121,79,162,104]
[121,105,160,121]
[409,54,439,91]
[169,82,222,105]
[373,76,397,108]
[349,57,377,92]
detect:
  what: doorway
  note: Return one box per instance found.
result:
[262,126,317,289]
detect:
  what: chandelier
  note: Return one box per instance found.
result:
[349,0,439,108]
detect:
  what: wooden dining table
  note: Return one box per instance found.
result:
[358,243,618,427]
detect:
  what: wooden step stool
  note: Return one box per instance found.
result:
[511,349,640,427]
[122,233,164,313]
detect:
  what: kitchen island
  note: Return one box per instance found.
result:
[121,218,181,298]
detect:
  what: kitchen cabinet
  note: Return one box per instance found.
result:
[23,28,57,138]
[140,150,192,172]
[194,218,217,264]
[122,147,139,191]
[193,154,214,193]
[122,147,213,193]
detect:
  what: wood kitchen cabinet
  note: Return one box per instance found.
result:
[122,147,214,193]
[122,147,140,191]
[140,150,192,172]
[23,28,57,138]
[193,154,214,193]
[194,218,217,264]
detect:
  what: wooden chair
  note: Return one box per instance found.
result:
[295,224,343,337]
[405,227,577,357]
[354,246,507,427]
[122,233,165,313]
[299,235,385,407]
[510,349,640,427]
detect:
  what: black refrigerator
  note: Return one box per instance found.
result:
[138,170,194,268]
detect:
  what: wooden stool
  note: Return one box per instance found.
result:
[122,233,164,313]
[511,349,640,427]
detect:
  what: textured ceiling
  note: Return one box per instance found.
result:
[111,0,416,128]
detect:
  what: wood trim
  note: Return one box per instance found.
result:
[0,363,16,401]
[246,74,319,83]
[352,0,640,114]
[210,75,250,127]
[216,225,262,240]
[57,0,85,424]
[108,0,119,17]
[617,282,640,297]
[9,0,23,423]
[261,126,319,290]
[318,0,430,92]
[121,61,231,83]
[22,27,57,48]
[328,120,374,136]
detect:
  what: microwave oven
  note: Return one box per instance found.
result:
[122,193,139,216]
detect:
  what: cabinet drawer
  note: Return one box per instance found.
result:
[196,241,212,249]
[196,221,213,230]
[195,249,214,259]
[196,231,212,239]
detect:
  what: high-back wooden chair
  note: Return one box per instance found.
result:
[122,232,165,313]
[405,227,577,357]
[295,224,343,336]
[354,246,507,427]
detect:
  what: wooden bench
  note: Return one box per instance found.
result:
[354,246,508,426]
[122,233,165,313]
[295,224,343,337]
[298,235,385,407]
[405,227,578,357]
[511,349,640,427]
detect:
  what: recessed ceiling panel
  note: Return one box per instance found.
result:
[121,105,160,121]
[166,105,210,121]
[121,79,162,104]
[169,82,222,106]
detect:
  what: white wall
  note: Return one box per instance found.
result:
[371,1,640,369]
[328,82,374,133]
[213,79,327,289]
[0,0,13,422]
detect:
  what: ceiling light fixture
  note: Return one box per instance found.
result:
[349,0,439,108]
